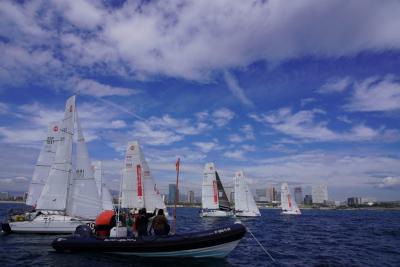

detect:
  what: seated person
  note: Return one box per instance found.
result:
[150,209,170,236]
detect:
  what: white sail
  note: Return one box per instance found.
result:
[26,121,60,207]
[67,111,102,219]
[93,161,114,210]
[234,171,260,216]
[121,141,166,212]
[36,96,75,211]
[281,182,301,215]
[202,163,219,210]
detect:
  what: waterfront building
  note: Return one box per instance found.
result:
[0,192,9,200]
[168,184,178,204]
[347,197,362,206]
[230,191,235,204]
[187,190,195,204]
[304,194,313,205]
[312,185,328,204]
[294,187,303,204]
[266,186,277,202]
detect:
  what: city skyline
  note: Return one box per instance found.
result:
[0,1,400,201]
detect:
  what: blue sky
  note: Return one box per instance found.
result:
[1,0,400,201]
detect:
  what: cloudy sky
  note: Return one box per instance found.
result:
[1,0,400,201]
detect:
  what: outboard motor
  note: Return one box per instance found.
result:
[74,224,93,238]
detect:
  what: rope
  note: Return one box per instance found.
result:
[246,226,276,262]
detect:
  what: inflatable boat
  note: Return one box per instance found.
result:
[52,222,246,258]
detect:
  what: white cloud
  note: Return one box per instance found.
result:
[72,78,139,97]
[318,77,352,93]
[0,103,8,114]
[212,108,235,127]
[193,141,220,153]
[377,176,400,189]
[110,120,127,129]
[0,127,46,145]
[345,76,400,112]
[250,107,393,142]
[223,71,254,107]
[3,1,400,83]
[223,150,245,160]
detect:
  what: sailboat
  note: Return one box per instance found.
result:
[93,161,114,210]
[233,171,260,217]
[200,163,233,217]
[2,96,103,233]
[120,141,167,214]
[281,182,301,215]
[25,121,60,208]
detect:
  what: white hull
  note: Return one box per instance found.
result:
[200,209,233,217]
[235,210,261,217]
[281,210,301,215]
[109,240,240,258]
[9,214,91,234]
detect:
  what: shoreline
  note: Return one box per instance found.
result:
[0,200,25,204]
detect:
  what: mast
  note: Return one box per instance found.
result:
[173,158,180,233]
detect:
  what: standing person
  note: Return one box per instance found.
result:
[131,208,139,237]
[126,212,133,237]
[150,209,170,236]
[135,208,156,238]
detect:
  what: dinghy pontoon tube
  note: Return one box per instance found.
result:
[52,222,246,258]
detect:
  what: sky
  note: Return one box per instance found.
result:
[1,0,400,201]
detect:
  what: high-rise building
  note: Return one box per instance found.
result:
[312,185,328,204]
[266,186,277,202]
[168,184,178,204]
[347,197,362,206]
[304,194,313,205]
[294,187,303,204]
[187,190,195,204]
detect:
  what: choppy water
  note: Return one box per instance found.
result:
[1,203,400,266]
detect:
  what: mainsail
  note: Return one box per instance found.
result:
[26,121,60,207]
[281,182,300,214]
[121,141,166,212]
[202,163,231,210]
[36,96,75,211]
[93,161,114,210]
[234,171,259,215]
[66,111,102,219]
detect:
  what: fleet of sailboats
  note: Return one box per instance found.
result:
[200,163,233,217]
[233,171,260,217]
[281,182,301,215]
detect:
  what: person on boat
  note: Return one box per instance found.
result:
[132,208,140,237]
[150,209,170,236]
[135,208,156,238]
[126,212,133,237]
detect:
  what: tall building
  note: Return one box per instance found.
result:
[230,191,235,204]
[266,186,277,202]
[312,185,328,204]
[347,197,362,206]
[187,190,195,204]
[304,194,313,205]
[168,184,178,204]
[294,187,303,204]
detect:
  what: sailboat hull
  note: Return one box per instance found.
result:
[200,209,233,217]
[5,214,91,234]
[234,211,261,217]
[281,210,301,215]
[52,223,246,258]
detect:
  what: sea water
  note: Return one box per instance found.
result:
[1,203,399,266]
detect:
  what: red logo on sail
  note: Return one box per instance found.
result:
[53,126,58,132]
[288,195,292,208]
[136,165,143,200]
[213,180,218,204]
[130,145,135,151]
